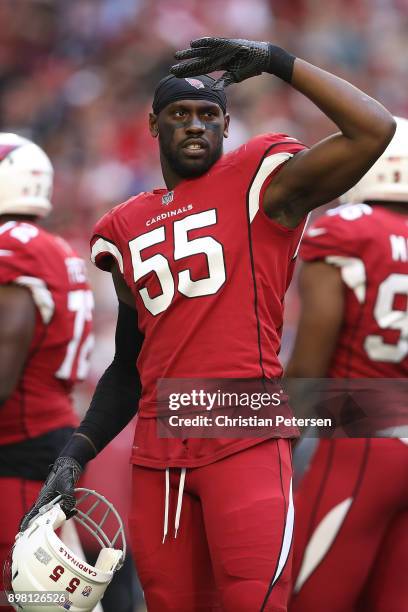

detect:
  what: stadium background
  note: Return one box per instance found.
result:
[2,0,407,405]
[1,1,407,610]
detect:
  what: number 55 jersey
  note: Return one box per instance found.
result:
[91,133,307,467]
[0,221,94,445]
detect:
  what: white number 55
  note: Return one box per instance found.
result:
[129,209,226,315]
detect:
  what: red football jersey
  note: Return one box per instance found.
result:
[292,206,408,608]
[91,134,308,467]
[0,221,94,444]
[301,203,408,379]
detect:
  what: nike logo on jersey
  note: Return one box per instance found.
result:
[307,227,327,237]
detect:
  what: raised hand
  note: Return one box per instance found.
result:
[171,37,295,88]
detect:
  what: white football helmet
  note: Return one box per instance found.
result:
[340,116,408,204]
[5,489,126,612]
[0,133,53,218]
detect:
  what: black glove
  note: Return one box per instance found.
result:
[170,37,295,88]
[20,456,82,532]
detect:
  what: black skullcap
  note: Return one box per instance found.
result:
[152,74,227,115]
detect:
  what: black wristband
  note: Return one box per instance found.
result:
[266,44,296,83]
[59,433,97,469]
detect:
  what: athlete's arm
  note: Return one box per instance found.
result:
[286,261,344,378]
[67,300,142,459]
[263,60,395,226]
[111,261,135,308]
[60,263,141,458]
[70,264,139,454]
[171,37,395,227]
[20,265,142,529]
[0,285,36,406]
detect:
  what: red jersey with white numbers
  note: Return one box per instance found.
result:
[292,207,408,609]
[301,203,408,379]
[91,134,308,467]
[0,221,94,445]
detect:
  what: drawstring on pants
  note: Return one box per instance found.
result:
[162,467,186,543]
[162,468,170,544]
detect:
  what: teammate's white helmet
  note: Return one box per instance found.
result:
[340,117,408,204]
[5,489,126,612]
[0,133,53,218]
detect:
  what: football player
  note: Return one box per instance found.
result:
[288,119,408,611]
[0,134,94,600]
[21,38,395,611]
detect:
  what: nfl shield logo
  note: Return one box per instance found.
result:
[185,78,204,89]
[34,547,52,565]
[162,191,174,206]
[81,586,92,597]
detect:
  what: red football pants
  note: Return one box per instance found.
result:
[0,478,42,609]
[289,438,408,612]
[129,439,294,612]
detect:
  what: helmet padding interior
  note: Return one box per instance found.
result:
[94,548,123,573]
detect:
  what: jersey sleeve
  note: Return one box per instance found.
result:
[233,132,307,187]
[0,241,27,285]
[300,203,373,262]
[300,204,374,304]
[0,224,55,323]
[90,204,125,273]
[228,133,308,227]
[0,223,44,284]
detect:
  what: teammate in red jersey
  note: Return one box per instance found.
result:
[0,133,94,599]
[21,38,395,611]
[288,118,408,612]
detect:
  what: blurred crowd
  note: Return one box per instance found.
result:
[1,0,407,408]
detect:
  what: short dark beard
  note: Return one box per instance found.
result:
[159,131,223,178]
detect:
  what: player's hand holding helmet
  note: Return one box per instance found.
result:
[20,457,82,532]
[170,37,295,88]
[5,488,126,612]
